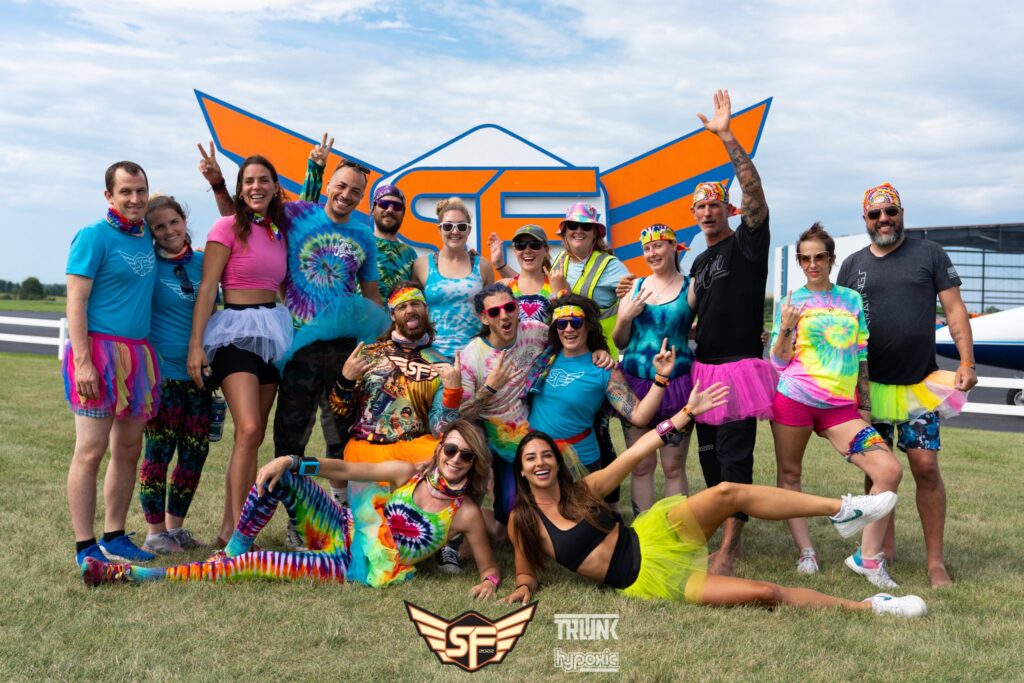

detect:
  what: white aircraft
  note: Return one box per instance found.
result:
[936,305,1024,406]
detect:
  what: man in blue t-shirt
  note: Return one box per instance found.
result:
[65,161,161,568]
[837,182,977,589]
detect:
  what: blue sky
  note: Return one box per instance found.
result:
[2,0,1022,283]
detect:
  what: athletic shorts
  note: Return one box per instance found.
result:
[873,412,941,453]
[211,344,280,386]
[772,393,860,433]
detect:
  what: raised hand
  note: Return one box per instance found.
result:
[696,89,732,137]
[488,232,506,269]
[440,351,463,390]
[309,132,334,168]
[618,285,650,322]
[547,265,569,295]
[197,141,224,186]
[342,341,371,381]
[780,291,804,331]
[684,379,729,417]
[652,338,676,377]
[484,350,522,391]
[615,274,637,299]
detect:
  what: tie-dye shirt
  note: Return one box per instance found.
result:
[509,275,554,323]
[770,284,868,408]
[376,237,418,297]
[459,320,548,461]
[281,201,379,330]
[423,253,484,359]
[619,276,695,380]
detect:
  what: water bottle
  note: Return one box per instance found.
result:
[208,392,227,442]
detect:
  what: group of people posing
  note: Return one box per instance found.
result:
[65,90,978,619]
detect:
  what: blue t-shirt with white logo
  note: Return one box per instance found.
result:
[528,352,611,466]
[66,219,156,339]
[150,251,204,381]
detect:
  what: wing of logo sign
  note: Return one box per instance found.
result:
[489,602,537,664]
[405,602,452,662]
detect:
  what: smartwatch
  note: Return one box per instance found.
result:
[656,419,685,446]
[297,457,320,477]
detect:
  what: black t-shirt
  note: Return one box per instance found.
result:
[836,238,961,385]
[689,214,770,362]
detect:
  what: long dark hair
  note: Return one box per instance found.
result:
[546,293,608,353]
[232,155,285,244]
[510,431,613,570]
[429,419,490,504]
[473,282,515,338]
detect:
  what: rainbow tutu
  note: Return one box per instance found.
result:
[869,370,968,423]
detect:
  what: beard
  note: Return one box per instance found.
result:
[396,314,424,340]
[869,223,903,247]
[375,215,402,235]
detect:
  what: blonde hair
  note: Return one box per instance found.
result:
[436,196,471,223]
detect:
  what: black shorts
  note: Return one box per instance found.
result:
[211,344,280,386]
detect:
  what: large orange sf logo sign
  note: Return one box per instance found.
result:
[195,90,771,272]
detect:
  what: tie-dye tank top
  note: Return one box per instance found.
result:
[770,284,868,409]
[509,275,554,323]
[423,253,483,359]
[619,276,695,380]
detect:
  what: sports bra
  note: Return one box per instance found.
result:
[538,508,641,589]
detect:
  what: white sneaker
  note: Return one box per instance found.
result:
[285,519,305,551]
[830,492,897,539]
[845,548,900,590]
[864,593,927,618]
[796,548,819,575]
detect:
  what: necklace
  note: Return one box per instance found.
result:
[648,273,681,302]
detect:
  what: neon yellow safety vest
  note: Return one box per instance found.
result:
[552,250,621,359]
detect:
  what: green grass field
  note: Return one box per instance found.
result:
[2,352,1023,681]
[0,298,68,314]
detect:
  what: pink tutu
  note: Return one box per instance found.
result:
[691,358,777,425]
[62,333,161,419]
[621,370,695,426]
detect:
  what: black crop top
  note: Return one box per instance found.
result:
[538,509,641,589]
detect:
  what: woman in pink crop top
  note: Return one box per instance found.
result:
[188,154,292,539]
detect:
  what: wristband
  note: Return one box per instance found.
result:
[484,574,500,588]
[654,376,670,389]
[959,361,976,369]
[297,457,320,477]
[656,419,684,446]
[288,454,300,473]
[493,259,507,270]
[442,386,461,408]
[682,405,695,419]
[210,179,227,192]
[483,383,498,395]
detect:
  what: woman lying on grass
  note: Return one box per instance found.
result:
[501,381,927,617]
[83,420,501,597]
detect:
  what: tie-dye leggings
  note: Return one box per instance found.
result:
[139,380,212,524]
[131,471,353,584]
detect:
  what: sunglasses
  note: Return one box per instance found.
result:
[336,159,371,176]
[513,239,545,251]
[173,264,194,296]
[376,199,404,212]
[866,206,900,220]
[565,222,596,233]
[796,251,830,265]
[440,222,471,233]
[555,317,585,330]
[442,442,476,462]
[485,301,518,317]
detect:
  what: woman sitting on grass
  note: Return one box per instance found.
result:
[83,420,502,597]
[501,384,927,617]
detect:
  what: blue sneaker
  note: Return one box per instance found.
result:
[75,543,109,568]
[99,533,156,562]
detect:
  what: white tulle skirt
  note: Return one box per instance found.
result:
[203,304,293,364]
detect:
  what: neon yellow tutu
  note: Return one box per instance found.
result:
[870,370,969,423]
[620,495,708,604]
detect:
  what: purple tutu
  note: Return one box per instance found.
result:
[62,333,161,419]
[691,358,776,425]
[622,369,694,427]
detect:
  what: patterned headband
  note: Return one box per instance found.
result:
[691,181,741,216]
[862,183,902,212]
[388,286,426,311]
[552,305,585,320]
[639,224,688,252]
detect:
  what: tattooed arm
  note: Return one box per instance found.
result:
[697,89,768,229]
[606,367,664,426]
[938,286,978,391]
[856,361,872,416]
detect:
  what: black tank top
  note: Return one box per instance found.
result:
[539,509,641,589]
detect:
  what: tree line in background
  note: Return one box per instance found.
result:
[0,278,66,300]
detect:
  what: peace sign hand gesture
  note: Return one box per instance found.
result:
[197,141,224,186]
[309,132,334,168]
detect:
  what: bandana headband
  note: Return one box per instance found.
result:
[691,181,741,216]
[552,305,585,320]
[388,286,426,311]
[639,224,688,252]
[862,183,902,213]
